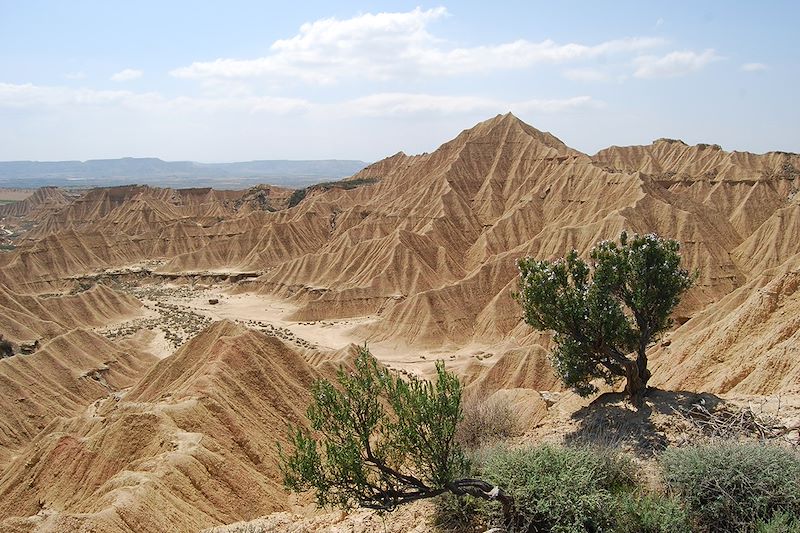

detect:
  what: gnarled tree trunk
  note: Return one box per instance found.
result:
[623,355,651,406]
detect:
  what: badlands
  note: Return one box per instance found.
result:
[0,113,799,531]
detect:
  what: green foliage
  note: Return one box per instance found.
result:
[662,443,800,532]
[481,444,636,532]
[515,232,694,400]
[614,492,692,533]
[433,493,486,532]
[279,346,468,511]
[287,188,307,208]
[755,512,800,533]
[287,177,379,208]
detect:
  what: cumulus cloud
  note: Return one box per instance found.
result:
[110,68,143,82]
[633,49,720,79]
[171,7,663,83]
[741,62,768,72]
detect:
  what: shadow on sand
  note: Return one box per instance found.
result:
[564,388,723,456]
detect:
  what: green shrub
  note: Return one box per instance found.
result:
[662,443,800,532]
[481,444,637,532]
[755,511,800,533]
[433,493,485,532]
[287,188,307,207]
[615,492,692,533]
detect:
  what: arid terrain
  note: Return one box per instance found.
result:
[0,114,798,532]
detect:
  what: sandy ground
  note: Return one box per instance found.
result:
[0,189,34,201]
[173,289,504,378]
[96,280,502,378]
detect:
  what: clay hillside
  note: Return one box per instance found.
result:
[0,113,798,532]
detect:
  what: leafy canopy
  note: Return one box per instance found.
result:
[515,232,694,398]
[279,346,468,511]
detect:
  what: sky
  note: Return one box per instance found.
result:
[0,1,798,162]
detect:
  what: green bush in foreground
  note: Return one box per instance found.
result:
[279,347,513,524]
[614,492,692,533]
[662,443,800,533]
[481,445,637,532]
[755,511,800,533]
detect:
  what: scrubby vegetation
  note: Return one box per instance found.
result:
[279,347,514,524]
[482,445,637,532]
[279,346,799,533]
[287,177,379,207]
[0,334,13,358]
[662,443,800,532]
[515,232,694,404]
[456,395,518,450]
[433,441,799,532]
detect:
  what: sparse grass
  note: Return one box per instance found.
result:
[456,395,518,450]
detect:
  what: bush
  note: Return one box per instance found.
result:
[755,512,800,533]
[432,493,485,532]
[0,334,13,358]
[287,188,307,208]
[456,395,517,450]
[481,444,637,532]
[662,443,800,532]
[615,492,692,533]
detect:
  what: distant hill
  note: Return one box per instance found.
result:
[0,157,369,189]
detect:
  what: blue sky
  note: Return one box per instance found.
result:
[0,1,797,162]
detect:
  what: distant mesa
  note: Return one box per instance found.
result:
[0,157,370,189]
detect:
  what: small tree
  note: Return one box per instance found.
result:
[279,347,514,524]
[0,334,13,358]
[515,232,694,404]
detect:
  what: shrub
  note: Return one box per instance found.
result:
[662,443,800,532]
[0,334,13,358]
[432,493,485,532]
[515,232,694,404]
[481,444,637,532]
[279,347,514,524]
[615,492,692,533]
[755,512,800,533]
[456,395,517,450]
[287,188,307,208]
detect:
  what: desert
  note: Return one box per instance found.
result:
[0,113,797,531]
[2,3,799,532]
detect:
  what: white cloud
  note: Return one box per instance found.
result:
[563,68,611,82]
[342,93,599,117]
[171,7,664,83]
[0,82,595,118]
[110,68,143,82]
[633,49,719,79]
[0,82,309,114]
[741,62,768,72]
